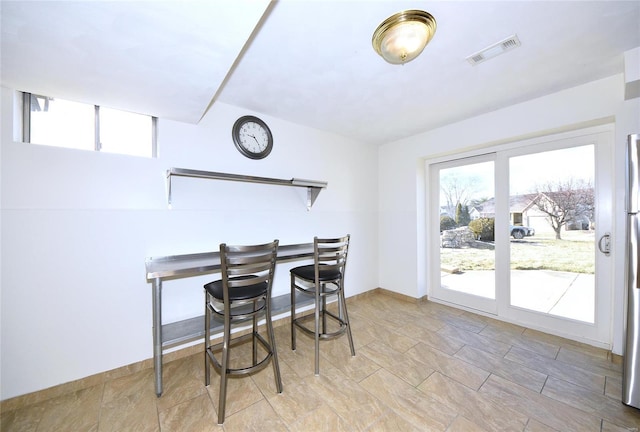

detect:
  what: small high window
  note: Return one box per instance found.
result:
[23,93,157,158]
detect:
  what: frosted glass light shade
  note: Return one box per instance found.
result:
[372,10,437,65]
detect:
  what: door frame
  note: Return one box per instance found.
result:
[426,124,615,348]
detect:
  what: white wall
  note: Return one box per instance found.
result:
[378,74,640,355]
[0,88,379,400]
[3,72,637,401]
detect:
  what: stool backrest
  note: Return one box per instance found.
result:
[219,240,279,300]
[314,235,350,279]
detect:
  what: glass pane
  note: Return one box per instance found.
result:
[100,108,153,158]
[29,95,94,150]
[509,145,595,323]
[439,161,495,299]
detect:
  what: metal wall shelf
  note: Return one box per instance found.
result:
[166,168,327,210]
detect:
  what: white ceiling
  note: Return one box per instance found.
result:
[2,1,639,145]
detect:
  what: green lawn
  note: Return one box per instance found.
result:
[440,230,595,274]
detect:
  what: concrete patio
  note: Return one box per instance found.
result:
[440,269,595,323]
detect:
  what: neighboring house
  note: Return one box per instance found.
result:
[468,192,591,233]
[469,207,481,221]
[473,201,495,219]
[530,191,594,231]
[440,205,493,220]
[512,194,550,233]
[440,204,483,221]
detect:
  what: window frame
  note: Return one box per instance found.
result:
[21,92,157,158]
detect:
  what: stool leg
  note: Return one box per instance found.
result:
[218,311,231,424]
[252,299,258,366]
[266,298,283,393]
[321,283,327,335]
[314,280,320,376]
[204,291,211,386]
[339,282,356,356]
[290,273,297,351]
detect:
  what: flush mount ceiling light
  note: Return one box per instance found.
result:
[372,9,437,65]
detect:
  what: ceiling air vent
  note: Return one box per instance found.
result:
[466,34,521,66]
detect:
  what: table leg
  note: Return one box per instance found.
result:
[152,277,163,396]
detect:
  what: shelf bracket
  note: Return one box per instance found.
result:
[307,186,321,210]
[166,170,173,209]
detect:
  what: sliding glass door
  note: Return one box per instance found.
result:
[428,128,613,345]
[508,145,595,322]
[429,154,498,314]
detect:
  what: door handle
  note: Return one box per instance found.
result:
[598,233,611,256]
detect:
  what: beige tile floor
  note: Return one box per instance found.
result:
[2,291,640,431]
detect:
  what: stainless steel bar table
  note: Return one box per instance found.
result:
[145,243,313,396]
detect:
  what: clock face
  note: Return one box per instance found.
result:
[232,116,273,159]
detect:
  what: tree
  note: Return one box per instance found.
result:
[440,172,481,218]
[531,178,594,240]
[455,203,471,226]
[469,217,495,241]
[455,203,462,225]
[440,215,456,231]
[461,205,471,226]
[470,197,491,207]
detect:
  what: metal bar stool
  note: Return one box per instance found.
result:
[290,235,355,375]
[204,240,282,424]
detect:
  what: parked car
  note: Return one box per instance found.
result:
[510,225,535,239]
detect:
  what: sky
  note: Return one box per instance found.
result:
[509,145,594,195]
[439,144,595,204]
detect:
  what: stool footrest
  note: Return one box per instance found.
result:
[292,310,348,340]
[206,332,274,376]
[293,283,339,297]
[208,300,267,322]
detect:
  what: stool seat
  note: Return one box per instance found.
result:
[290,264,342,282]
[205,275,266,301]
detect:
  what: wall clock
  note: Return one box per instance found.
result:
[232,115,273,159]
